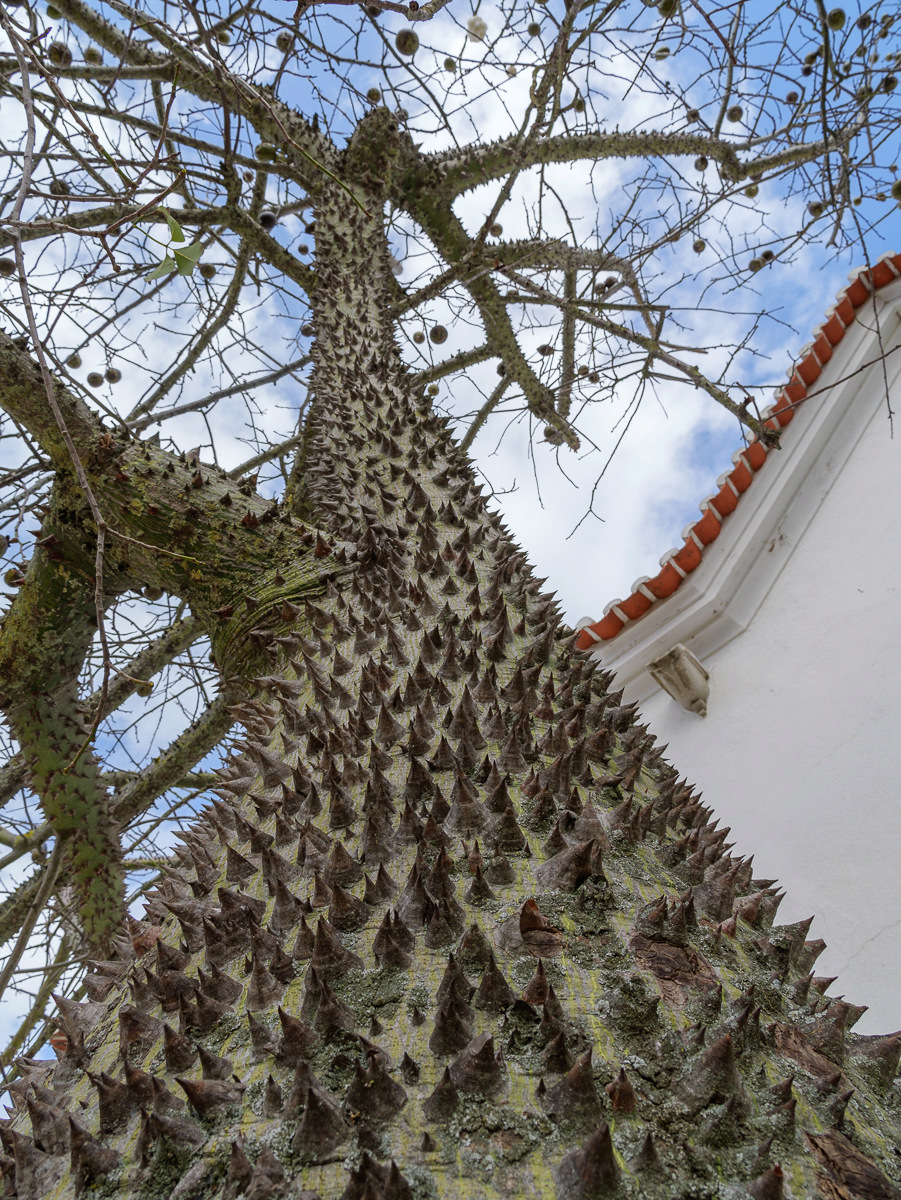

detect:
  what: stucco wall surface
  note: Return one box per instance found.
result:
[602,304,901,1035]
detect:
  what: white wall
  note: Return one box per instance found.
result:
[598,297,901,1034]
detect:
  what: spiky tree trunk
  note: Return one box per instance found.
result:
[3,125,901,1200]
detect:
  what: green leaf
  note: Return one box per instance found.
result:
[173,242,204,276]
[147,256,176,279]
[162,207,185,243]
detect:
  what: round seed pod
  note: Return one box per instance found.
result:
[807,199,825,217]
[694,156,708,171]
[444,57,456,71]
[413,331,425,344]
[826,8,846,29]
[537,344,554,356]
[276,31,294,51]
[748,257,763,272]
[891,180,901,200]
[506,66,517,76]
[66,352,82,368]
[786,90,799,103]
[47,42,73,67]
[0,258,16,277]
[46,3,62,16]
[367,87,382,102]
[685,108,700,121]
[105,367,122,383]
[856,13,872,28]
[693,239,706,253]
[143,585,164,601]
[726,104,743,121]
[588,371,599,383]
[488,222,503,237]
[215,30,230,44]
[578,365,589,377]
[395,29,419,55]
[884,74,898,92]
[528,22,541,35]
[301,323,315,337]
[84,47,103,64]
[761,250,774,262]
[744,184,759,198]
[658,0,677,15]
[429,325,448,344]
[427,383,439,396]
[255,143,277,162]
[199,262,216,280]
[573,97,585,112]
[87,372,104,387]
[259,209,278,231]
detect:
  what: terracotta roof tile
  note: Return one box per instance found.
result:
[576,251,901,652]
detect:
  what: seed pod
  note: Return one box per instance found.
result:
[826,8,845,28]
[694,156,708,171]
[105,367,122,383]
[693,239,706,253]
[87,372,104,387]
[0,258,15,277]
[726,104,743,121]
[276,30,294,51]
[429,325,448,344]
[259,209,278,231]
[488,222,503,236]
[367,87,382,102]
[255,143,277,162]
[199,262,216,280]
[47,42,73,67]
[66,351,82,367]
[395,29,419,55]
[413,331,425,344]
[84,47,103,64]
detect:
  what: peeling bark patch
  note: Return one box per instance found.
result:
[629,933,718,1006]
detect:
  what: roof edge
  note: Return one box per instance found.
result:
[576,251,901,652]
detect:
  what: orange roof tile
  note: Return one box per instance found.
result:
[576,251,901,652]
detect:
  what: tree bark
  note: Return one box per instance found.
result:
[2,120,901,1200]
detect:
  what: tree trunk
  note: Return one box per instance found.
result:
[2,151,901,1200]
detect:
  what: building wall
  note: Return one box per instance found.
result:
[602,320,901,1034]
